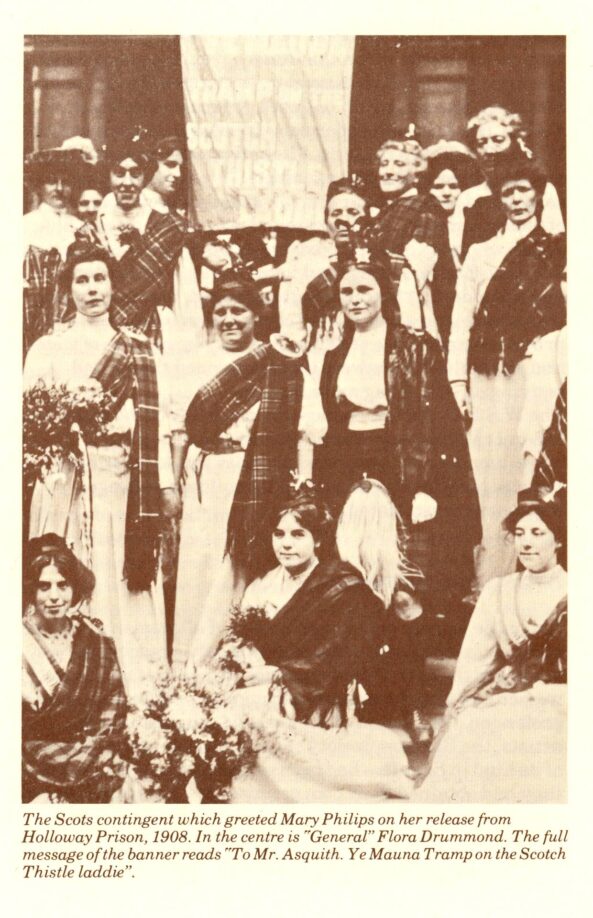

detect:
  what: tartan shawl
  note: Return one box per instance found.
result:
[22,617,127,803]
[319,324,481,594]
[185,343,303,576]
[533,380,567,491]
[370,192,449,255]
[106,210,186,348]
[253,560,384,728]
[91,330,161,592]
[469,228,566,376]
[23,245,62,355]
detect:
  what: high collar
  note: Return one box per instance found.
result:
[501,215,538,240]
[522,564,565,586]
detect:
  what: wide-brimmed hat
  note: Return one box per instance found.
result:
[24,147,87,187]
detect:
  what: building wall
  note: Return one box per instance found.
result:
[24,35,566,213]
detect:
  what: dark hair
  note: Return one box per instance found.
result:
[144,136,184,181]
[58,242,114,302]
[502,488,566,568]
[210,270,264,317]
[489,154,547,198]
[273,495,335,559]
[105,128,150,172]
[324,177,371,224]
[23,534,95,609]
[421,152,482,194]
[336,259,400,330]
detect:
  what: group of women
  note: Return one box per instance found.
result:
[22,104,568,804]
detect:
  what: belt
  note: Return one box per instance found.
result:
[86,432,132,447]
[203,438,244,455]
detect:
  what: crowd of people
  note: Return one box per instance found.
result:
[22,103,567,804]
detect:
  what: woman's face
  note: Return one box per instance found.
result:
[40,171,72,212]
[500,179,539,226]
[377,148,418,197]
[325,192,367,243]
[339,268,383,328]
[71,260,112,318]
[475,120,512,171]
[212,296,256,351]
[148,150,183,200]
[430,168,461,214]
[77,188,104,224]
[273,511,317,575]
[110,157,145,211]
[34,563,74,624]
[513,511,560,574]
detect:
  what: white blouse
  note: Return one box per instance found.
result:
[337,322,388,430]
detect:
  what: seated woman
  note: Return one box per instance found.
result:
[211,489,414,803]
[22,534,127,803]
[416,487,566,804]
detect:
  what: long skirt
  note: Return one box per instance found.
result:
[86,445,167,701]
[188,683,414,804]
[415,683,566,804]
[174,447,246,669]
[468,361,529,588]
[29,459,84,560]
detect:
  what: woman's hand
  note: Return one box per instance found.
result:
[411,492,438,525]
[242,665,279,688]
[451,381,472,420]
[160,486,182,519]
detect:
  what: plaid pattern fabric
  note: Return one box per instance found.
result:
[22,617,127,803]
[370,192,448,255]
[533,380,567,489]
[23,245,62,355]
[185,343,303,575]
[107,211,186,348]
[91,330,161,592]
[469,228,566,376]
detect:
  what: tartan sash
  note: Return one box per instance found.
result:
[185,343,303,575]
[469,228,566,376]
[91,330,161,592]
[102,210,186,347]
[23,245,62,355]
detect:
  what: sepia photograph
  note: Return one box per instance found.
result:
[21,32,567,808]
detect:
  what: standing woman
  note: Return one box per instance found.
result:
[448,155,566,587]
[24,242,176,699]
[316,251,480,735]
[172,272,263,668]
[176,271,326,667]
[421,144,481,348]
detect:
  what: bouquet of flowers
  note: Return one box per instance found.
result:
[23,382,113,482]
[124,666,262,803]
[216,605,269,678]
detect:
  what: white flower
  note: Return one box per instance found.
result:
[167,694,207,737]
[131,715,169,756]
[179,754,195,776]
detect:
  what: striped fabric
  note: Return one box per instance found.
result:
[22,616,127,803]
[23,245,62,355]
[91,330,161,591]
[533,380,567,490]
[80,210,186,348]
[185,343,303,576]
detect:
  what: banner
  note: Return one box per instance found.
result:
[180,36,355,231]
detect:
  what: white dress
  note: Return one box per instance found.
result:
[447,217,539,587]
[23,202,82,259]
[217,565,414,804]
[416,567,567,803]
[173,341,260,668]
[23,314,173,701]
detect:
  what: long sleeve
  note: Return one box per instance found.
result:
[447,579,501,706]
[172,247,208,349]
[518,329,567,479]
[23,335,55,388]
